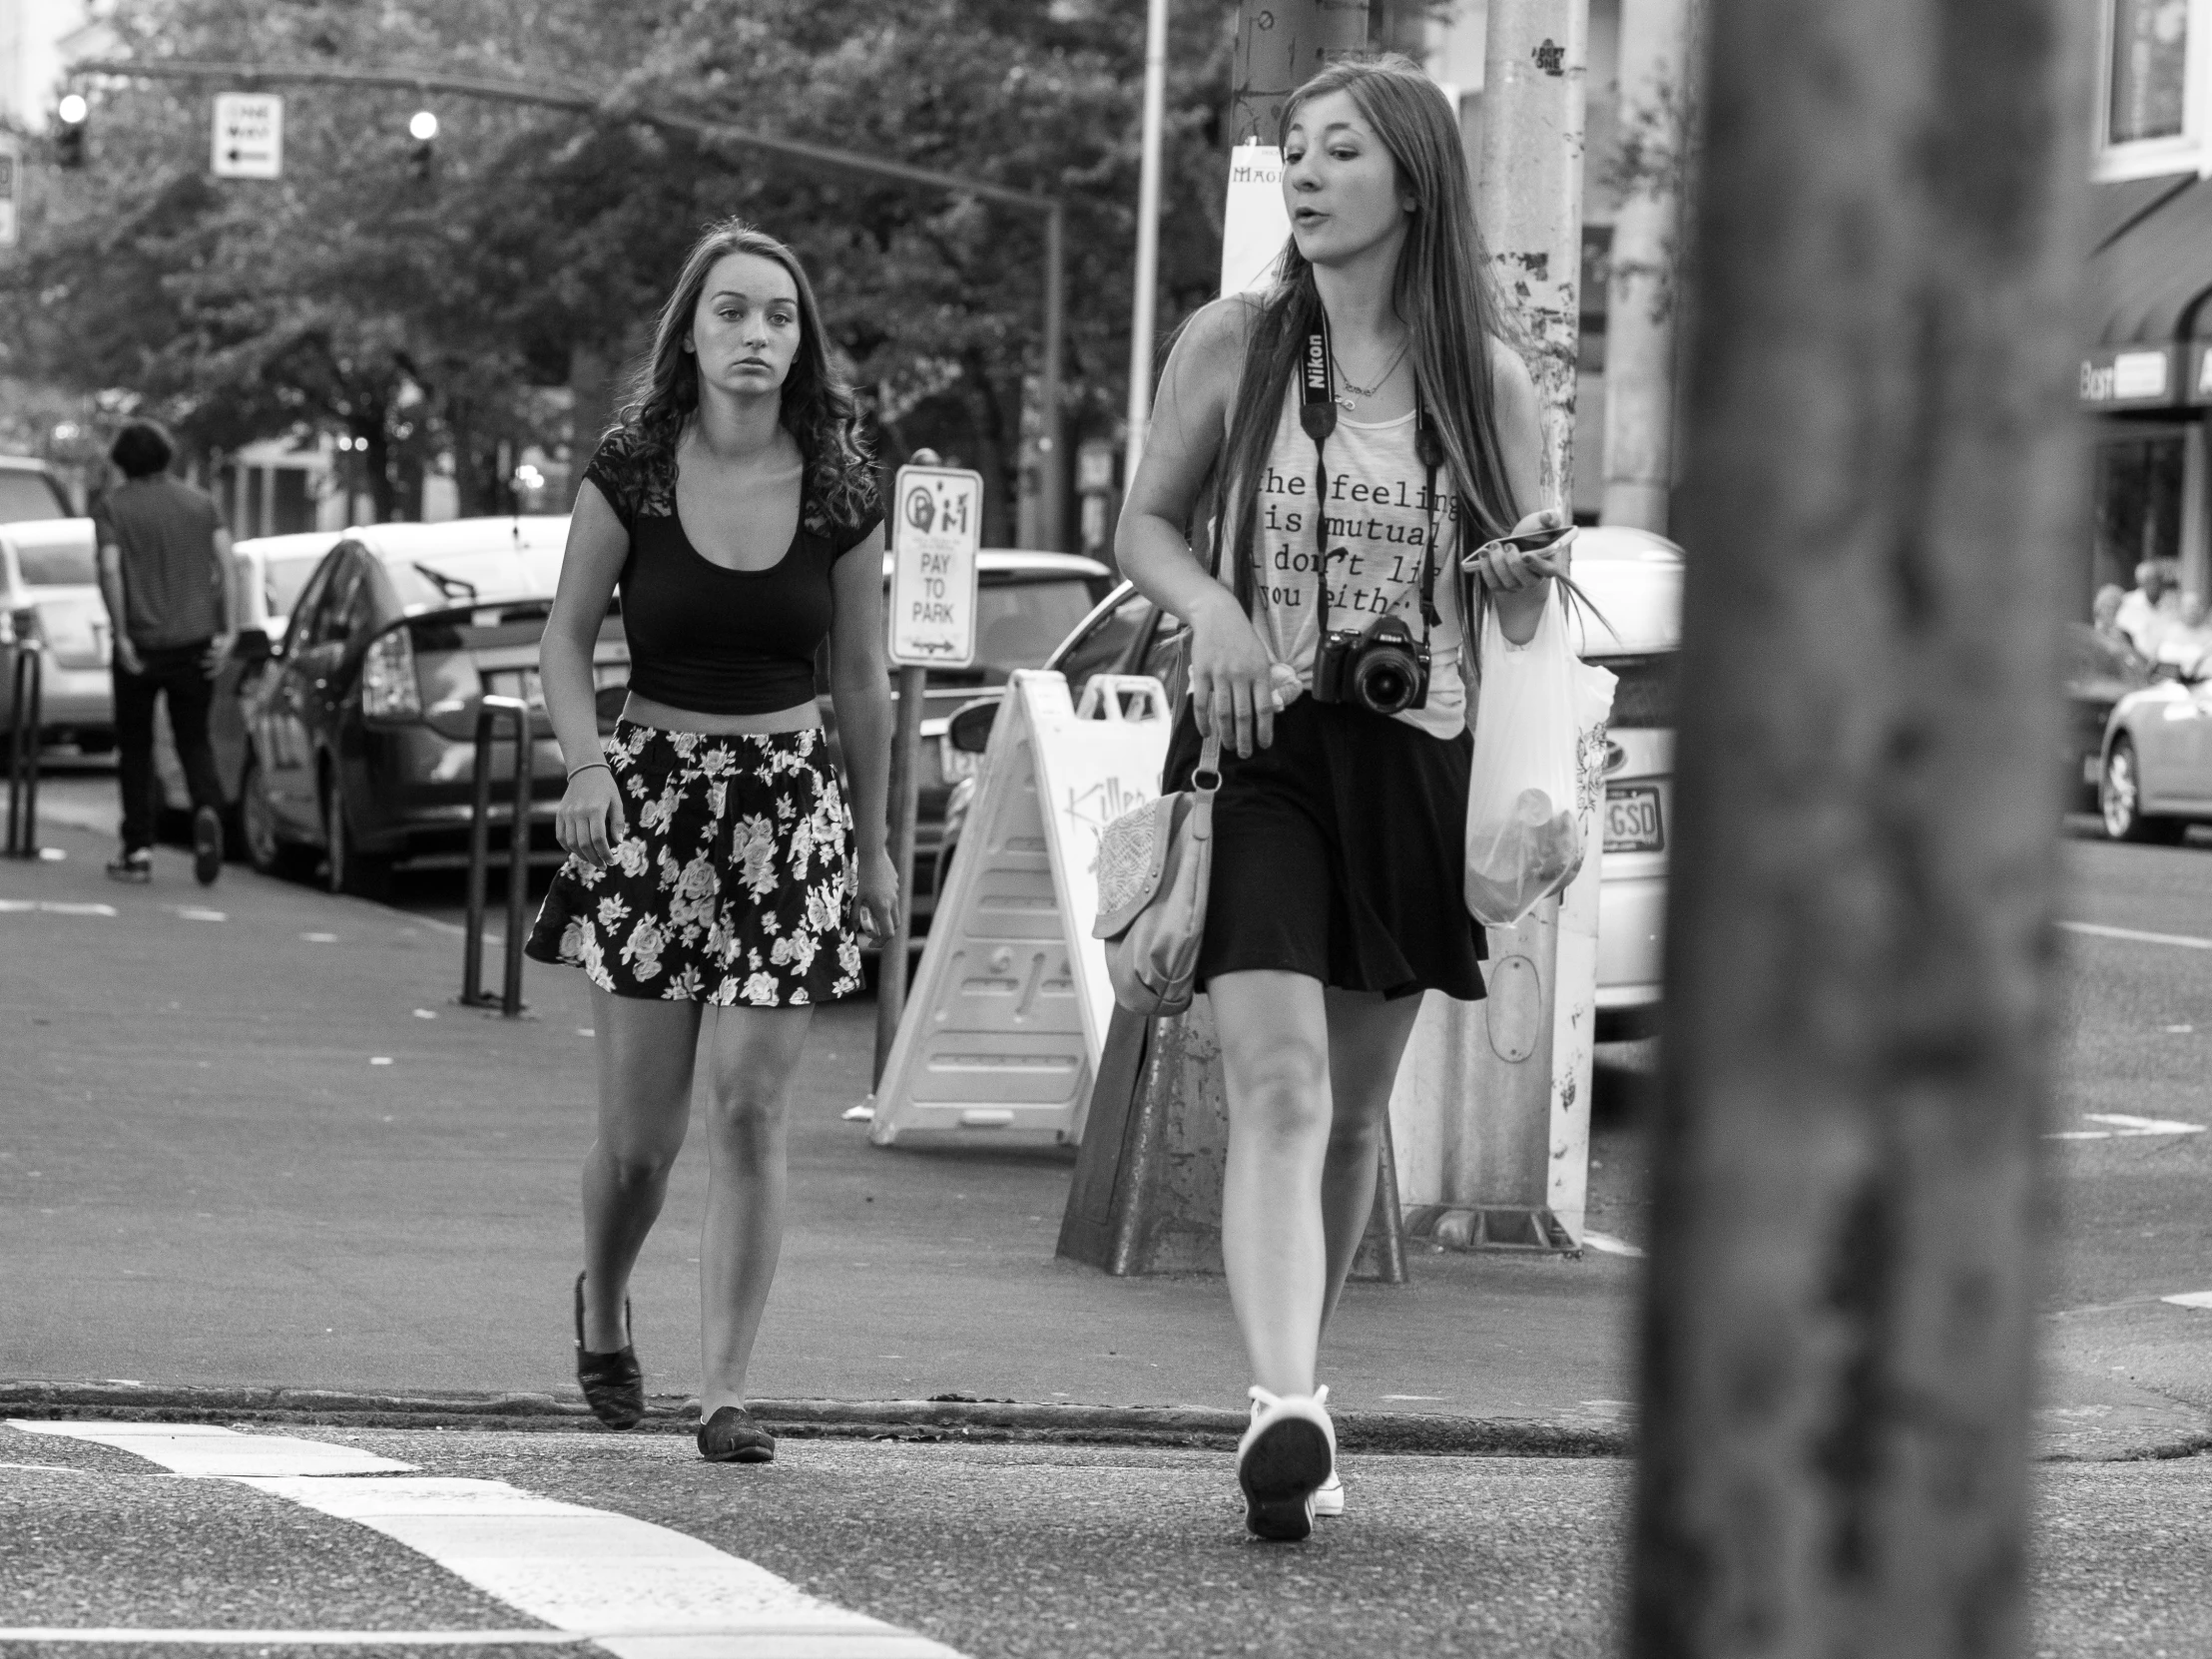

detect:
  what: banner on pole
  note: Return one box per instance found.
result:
[869,671,1173,1146]
[887,463,982,668]
[213,93,283,179]
[1220,142,1290,296]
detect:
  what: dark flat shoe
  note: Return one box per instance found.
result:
[697,1404,776,1463]
[573,1270,644,1429]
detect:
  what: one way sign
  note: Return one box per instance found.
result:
[212,92,282,180]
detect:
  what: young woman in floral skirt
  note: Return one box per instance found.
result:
[527,218,896,1462]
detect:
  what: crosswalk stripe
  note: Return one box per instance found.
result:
[2057,919,2212,950]
[10,1423,966,1659]
[0,1631,592,1647]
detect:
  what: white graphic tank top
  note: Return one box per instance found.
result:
[1245,386,1466,740]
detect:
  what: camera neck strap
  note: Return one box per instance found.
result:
[1300,313,1442,646]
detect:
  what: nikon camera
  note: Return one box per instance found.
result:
[1313,613,1430,716]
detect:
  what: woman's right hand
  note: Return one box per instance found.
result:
[1188,589,1282,758]
[556,762,628,870]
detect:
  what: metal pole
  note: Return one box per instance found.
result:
[1040,206,1068,553]
[6,647,39,858]
[1598,0,1704,534]
[1229,0,1369,144]
[503,703,534,1017]
[1123,0,1172,483]
[872,664,929,1085]
[1628,0,2086,1648]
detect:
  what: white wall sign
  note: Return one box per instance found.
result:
[0,136,18,250]
[212,93,283,180]
[887,463,982,668]
[1220,142,1291,296]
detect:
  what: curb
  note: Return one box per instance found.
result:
[0,1381,1632,1458]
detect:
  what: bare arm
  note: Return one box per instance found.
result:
[545,481,631,867]
[96,541,141,673]
[1476,338,1571,647]
[1116,296,1282,757]
[828,524,897,939]
[211,527,235,637]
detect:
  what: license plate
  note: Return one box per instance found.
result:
[489,664,626,709]
[1605,785,1664,853]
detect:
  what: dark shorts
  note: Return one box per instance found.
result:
[524,721,864,1005]
[1163,695,1486,1002]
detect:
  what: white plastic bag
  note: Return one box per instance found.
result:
[1463,585,1619,926]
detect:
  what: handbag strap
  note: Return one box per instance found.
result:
[1192,731,1222,793]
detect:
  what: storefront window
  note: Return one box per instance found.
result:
[2092,433,2185,609]
[2110,0,2191,146]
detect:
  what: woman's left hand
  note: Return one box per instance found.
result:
[1467,507,1576,593]
[850,847,901,942]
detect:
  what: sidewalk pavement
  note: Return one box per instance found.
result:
[2,806,2204,1461]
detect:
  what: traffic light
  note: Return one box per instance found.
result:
[54,92,87,168]
[407,109,436,181]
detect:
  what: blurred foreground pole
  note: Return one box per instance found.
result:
[1630,1,2087,1653]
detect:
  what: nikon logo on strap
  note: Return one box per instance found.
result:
[1304,332,1330,397]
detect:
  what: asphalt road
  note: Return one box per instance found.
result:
[1,1421,2206,1659]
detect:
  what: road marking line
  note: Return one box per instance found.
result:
[11,1424,966,1658]
[2046,1113,2206,1141]
[1580,1230,1646,1258]
[0,899,117,916]
[0,1631,592,1647]
[2163,1291,2212,1310]
[2058,920,2212,949]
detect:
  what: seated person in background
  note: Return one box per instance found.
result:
[2092,583,2129,643]
[2155,592,2212,676]
[2116,559,2183,659]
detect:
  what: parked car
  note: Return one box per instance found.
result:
[0,518,114,750]
[2096,637,2212,842]
[2060,623,2154,815]
[152,530,346,837]
[0,456,75,524]
[935,526,1684,1036]
[238,516,628,893]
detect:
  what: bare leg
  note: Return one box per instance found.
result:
[1317,987,1423,1338]
[581,986,703,1352]
[698,1003,815,1416]
[1210,969,1335,1397]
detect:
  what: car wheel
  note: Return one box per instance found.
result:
[240,754,306,878]
[2100,737,2187,844]
[320,770,392,899]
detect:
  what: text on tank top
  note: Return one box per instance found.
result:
[1248,388,1466,740]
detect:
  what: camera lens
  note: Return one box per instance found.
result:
[1355,649,1417,714]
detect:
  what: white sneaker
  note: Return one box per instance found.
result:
[1313,1468,1344,1517]
[1238,1384,1335,1541]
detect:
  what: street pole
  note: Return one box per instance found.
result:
[1598,0,1703,534]
[1123,0,1172,484]
[1392,0,1595,1252]
[1629,0,2087,1651]
[1228,0,1368,143]
[1041,206,1067,551]
[873,663,928,1085]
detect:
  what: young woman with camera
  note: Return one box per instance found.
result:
[1117,56,1571,1540]
[527,219,897,1463]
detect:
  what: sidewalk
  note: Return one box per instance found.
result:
[1,807,2203,1461]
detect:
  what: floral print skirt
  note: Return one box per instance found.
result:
[524,720,864,1005]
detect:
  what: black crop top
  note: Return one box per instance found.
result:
[583,428,883,716]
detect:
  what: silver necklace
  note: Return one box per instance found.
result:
[1331,339,1408,409]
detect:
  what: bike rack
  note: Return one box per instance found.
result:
[461,694,534,1016]
[5,644,43,859]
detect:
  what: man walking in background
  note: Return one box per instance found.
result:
[92,419,234,885]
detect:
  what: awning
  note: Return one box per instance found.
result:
[2084,172,2212,409]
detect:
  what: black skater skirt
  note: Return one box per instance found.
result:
[1161,693,1486,1002]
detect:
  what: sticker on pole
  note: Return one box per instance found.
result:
[1220,142,1290,296]
[212,93,283,180]
[0,136,18,250]
[888,464,982,668]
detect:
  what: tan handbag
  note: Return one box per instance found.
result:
[1091,731,1223,1017]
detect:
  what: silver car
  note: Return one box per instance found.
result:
[0,518,114,750]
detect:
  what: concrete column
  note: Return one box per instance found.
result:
[1391,0,1595,1254]
[1599,0,1702,533]
[1628,0,2086,1647]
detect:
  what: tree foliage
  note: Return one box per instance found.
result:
[3,0,1242,536]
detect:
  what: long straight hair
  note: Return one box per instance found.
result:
[616,217,875,527]
[1216,56,1521,602]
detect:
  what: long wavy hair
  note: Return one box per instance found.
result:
[614,219,875,526]
[1216,56,1521,603]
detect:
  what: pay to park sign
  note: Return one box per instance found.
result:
[887,463,982,668]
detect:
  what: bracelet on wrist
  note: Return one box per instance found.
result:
[566,760,611,782]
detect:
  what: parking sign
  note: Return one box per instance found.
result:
[887,464,983,668]
[212,93,282,179]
